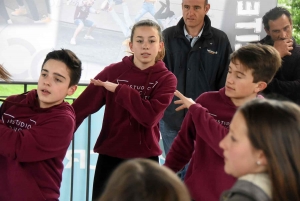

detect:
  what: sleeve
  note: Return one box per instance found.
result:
[216,34,232,90]
[72,72,107,129]
[0,114,75,162]
[114,74,177,128]
[188,102,228,157]
[164,111,196,172]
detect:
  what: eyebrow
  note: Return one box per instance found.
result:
[136,36,156,39]
[229,66,246,76]
[41,69,67,80]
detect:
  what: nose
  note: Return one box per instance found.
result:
[279,30,288,40]
[219,134,228,150]
[226,73,233,84]
[43,76,51,86]
[142,42,149,50]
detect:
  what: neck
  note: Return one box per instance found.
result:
[230,94,257,107]
[186,22,204,37]
[133,59,155,70]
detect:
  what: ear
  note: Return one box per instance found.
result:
[254,81,267,93]
[129,41,133,52]
[257,151,268,166]
[159,41,164,52]
[205,4,210,14]
[67,85,77,96]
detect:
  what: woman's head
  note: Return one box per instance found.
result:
[99,158,191,201]
[220,99,300,200]
[129,20,165,69]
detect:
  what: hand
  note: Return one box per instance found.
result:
[174,90,195,111]
[90,79,118,92]
[273,38,293,57]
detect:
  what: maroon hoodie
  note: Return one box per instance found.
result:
[165,88,237,201]
[73,55,177,158]
[0,90,75,201]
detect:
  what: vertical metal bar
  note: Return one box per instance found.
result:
[24,84,27,93]
[70,99,76,201]
[70,135,75,201]
[86,115,92,201]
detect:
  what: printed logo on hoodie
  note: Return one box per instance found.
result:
[2,113,36,131]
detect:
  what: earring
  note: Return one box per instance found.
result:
[256,161,261,165]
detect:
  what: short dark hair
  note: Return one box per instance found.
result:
[230,43,281,84]
[238,99,300,201]
[42,49,82,86]
[263,7,292,30]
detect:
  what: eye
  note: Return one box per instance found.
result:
[184,5,189,9]
[236,75,242,79]
[230,135,236,142]
[228,70,232,74]
[195,6,200,10]
[55,78,62,82]
[41,73,47,77]
[150,40,155,43]
[136,40,143,43]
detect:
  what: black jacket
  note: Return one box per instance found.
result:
[162,15,232,130]
[259,36,300,105]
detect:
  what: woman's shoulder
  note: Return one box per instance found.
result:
[220,174,271,201]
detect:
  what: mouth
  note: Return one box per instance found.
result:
[41,89,51,94]
[141,53,151,57]
[225,86,234,91]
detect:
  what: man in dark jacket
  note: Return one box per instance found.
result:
[259,7,300,105]
[160,0,232,173]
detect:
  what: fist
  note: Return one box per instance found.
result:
[274,38,293,58]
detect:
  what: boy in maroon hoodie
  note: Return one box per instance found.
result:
[164,44,282,201]
[0,49,82,201]
[72,19,177,201]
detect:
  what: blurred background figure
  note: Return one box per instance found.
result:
[0,0,13,24]
[101,0,133,38]
[70,0,100,45]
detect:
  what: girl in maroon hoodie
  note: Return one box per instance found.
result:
[72,19,177,201]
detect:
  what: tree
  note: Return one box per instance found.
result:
[290,0,300,43]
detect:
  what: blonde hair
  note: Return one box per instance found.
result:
[0,64,12,82]
[99,158,191,201]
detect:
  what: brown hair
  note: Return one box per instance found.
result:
[0,64,12,82]
[130,19,165,61]
[98,158,191,201]
[42,49,82,87]
[239,99,300,201]
[230,43,281,83]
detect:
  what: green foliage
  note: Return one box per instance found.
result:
[277,0,300,44]
[290,0,300,43]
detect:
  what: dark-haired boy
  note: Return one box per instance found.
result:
[164,44,281,201]
[0,49,82,201]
